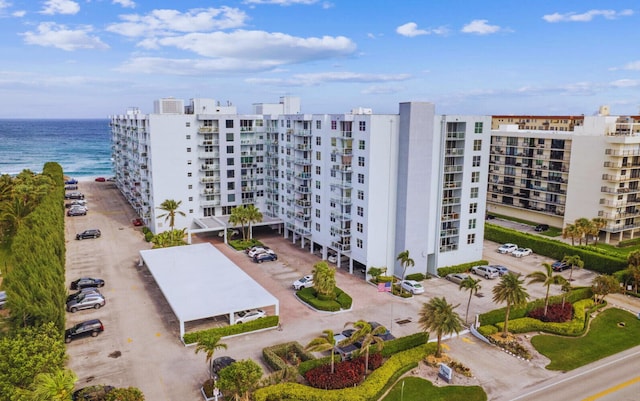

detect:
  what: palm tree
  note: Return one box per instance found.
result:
[244,204,263,240]
[312,261,336,298]
[560,280,572,308]
[459,276,482,325]
[562,223,579,246]
[574,218,592,245]
[306,329,337,374]
[418,297,463,358]
[626,250,640,294]
[492,273,530,338]
[396,250,415,295]
[591,217,607,246]
[30,369,77,401]
[562,254,584,282]
[527,263,567,317]
[194,334,228,380]
[228,206,249,241]
[343,320,386,372]
[156,199,185,230]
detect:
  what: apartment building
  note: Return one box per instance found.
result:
[110,98,491,278]
[488,107,640,243]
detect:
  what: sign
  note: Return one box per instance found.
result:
[438,363,453,383]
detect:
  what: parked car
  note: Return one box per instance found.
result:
[368,321,396,341]
[65,185,78,190]
[0,291,6,309]
[328,253,338,263]
[235,309,265,324]
[70,277,105,290]
[292,274,314,290]
[485,214,496,220]
[65,192,85,200]
[247,247,274,258]
[471,265,499,279]
[66,293,105,312]
[65,178,78,185]
[65,319,104,343]
[497,243,518,254]
[94,177,106,182]
[66,288,101,302]
[552,260,570,271]
[76,229,101,240]
[491,265,509,276]
[66,199,88,208]
[72,384,114,400]
[445,272,471,284]
[534,224,550,232]
[400,280,424,294]
[67,207,87,217]
[211,356,236,380]
[132,218,143,226]
[512,248,533,258]
[253,252,277,263]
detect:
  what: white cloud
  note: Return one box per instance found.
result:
[112,0,135,8]
[106,7,248,37]
[396,22,448,37]
[13,10,26,17]
[610,79,639,88]
[361,85,406,95]
[0,0,10,10]
[21,22,109,51]
[40,0,80,15]
[609,61,640,71]
[543,9,633,23]
[243,0,319,5]
[461,19,501,35]
[246,71,411,86]
[116,56,283,74]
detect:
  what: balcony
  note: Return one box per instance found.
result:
[295,186,310,194]
[294,158,311,166]
[332,147,353,156]
[295,143,311,151]
[295,129,312,137]
[201,176,220,183]
[331,197,352,205]
[295,199,311,207]
[198,127,219,134]
[444,148,464,156]
[331,241,351,252]
[331,211,352,221]
[339,130,352,138]
[199,152,220,159]
[446,132,465,140]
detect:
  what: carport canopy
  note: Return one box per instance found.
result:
[139,242,279,340]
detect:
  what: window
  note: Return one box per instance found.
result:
[472,156,481,167]
[188,197,193,201]
[226,120,234,128]
[469,203,478,213]
[227,146,234,153]
[186,122,190,127]
[331,121,337,130]
[359,121,366,131]
[316,181,321,189]
[186,135,191,140]
[469,219,476,229]
[467,234,476,244]
[470,187,479,198]
[226,133,234,141]
[474,122,483,133]
[316,151,321,161]
[187,160,192,165]
[228,194,235,202]
[358,156,365,167]
[357,238,363,248]
[358,174,364,184]
[357,222,363,233]
[358,190,364,200]
[357,206,363,217]
[316,120,321,129]
[331,153,336,162]
[473,139,482,151]
[359,140,365,150]
[316,166,321,175]
[227,158,234,166]
[227,170,235,178]
[315,209,320,218]
[471,171,480,183]
[188,184,193,189]
[316,223,321,232]
[316,195,321,203]
[228,182,235,190]
[316,136,321,146]
[187,147,191,152]
[187,172,192,177]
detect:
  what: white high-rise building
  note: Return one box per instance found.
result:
[110,97,490,277]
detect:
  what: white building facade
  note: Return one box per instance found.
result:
[110,98,491,277]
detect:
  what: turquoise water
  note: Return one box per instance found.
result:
[0,119,112,178]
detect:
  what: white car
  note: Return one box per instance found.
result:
[471,265,499,279]
[497,243,518,254]
[292,274,314,290]
[512,248,533,258]
[247,247,274,258]
[400,280,424,294]
[234,309,265,324]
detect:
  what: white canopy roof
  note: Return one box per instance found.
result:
[139,242,279,339]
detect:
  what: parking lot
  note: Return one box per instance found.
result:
[65,181,611,400]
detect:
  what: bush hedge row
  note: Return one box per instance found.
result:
[182,315,279,344]
[493,299,595,336]
[262,341,314,372]
[296,287,352,312]
[437,260,489,277]
[405,273,426,281]
[484,224,626,274]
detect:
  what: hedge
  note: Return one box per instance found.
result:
[253,343,436,401]
[437,260,489,277]
[296,287,352,312]
[183,315,279,344]
[405,273,426,281]
[493,299,595,336]
[484,224,626,274]
[263,342,315,372]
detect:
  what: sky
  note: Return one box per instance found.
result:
[1,0,639,118]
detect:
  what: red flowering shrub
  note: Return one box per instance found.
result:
[304,353,384,389]
[527,302,573,323]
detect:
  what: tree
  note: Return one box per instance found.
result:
[312,261,336,298]
[150,228,187,248]
[591,217,607,246]
[29,369,77,401]
[459,276,482,325]
[562,254,584,282]
[244,204,263,240]
[527,263,567,317]
[592,274,619,305]
[194,334,227,380]
[343,320,386,372]
[626,250,640,294]
[105,387,145,401]
[560,280,572,308]
[574,218,592,245]
[492,273,530,338]
[562,223,579,246]
[217,359,263,401]
[228,206,249,241]
[396,250,415,295]
[156,199,185,230]
[418,297,463,358]
[305,330,337,374]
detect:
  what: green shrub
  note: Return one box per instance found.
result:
[263,342,315,371]
[617,237,640,248]
[376,275,394,283]
[183,315,279,344]
[144,231,153,242]
[335,289,353,309]
[228,238,261,250]
[477,325,498,337]
[380,332,429,357]
[494,299,595,336]
[296,287,351,312]
[405,273,426,281]
[438,260,488,277]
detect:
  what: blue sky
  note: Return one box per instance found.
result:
[1,0,639,118]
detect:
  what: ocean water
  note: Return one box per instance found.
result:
[0,119,112,178]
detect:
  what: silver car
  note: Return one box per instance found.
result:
[66,293,105,313]
[471,265,499,279]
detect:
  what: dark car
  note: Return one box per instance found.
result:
[65,192,85,200]
[369,321,396,341]
[552,261,570,271]
[253,252,278,263]
[65,178,78,185]
[211,356,236,379]
[76,229,101,240]
[535,224,550,232]
[70,277,105,290]
[65,319,104,343]
[66,200,87,208]
[67,207,87,217]
[66,288,101,302]
[72,384,114,401]
[65,185,78,190]
[94,177,106,182]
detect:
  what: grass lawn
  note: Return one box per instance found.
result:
[382,376,486,401]
[531,308,640,371]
